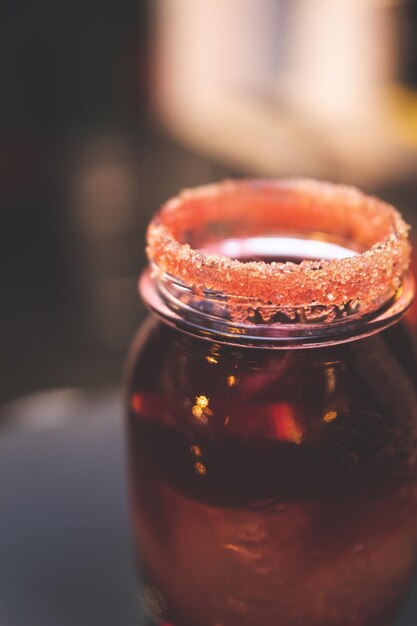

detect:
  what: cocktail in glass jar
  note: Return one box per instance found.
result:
[126,180,417,626]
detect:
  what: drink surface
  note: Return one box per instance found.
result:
[127,244,417,626]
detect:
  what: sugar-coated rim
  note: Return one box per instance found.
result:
[146,179,411,312]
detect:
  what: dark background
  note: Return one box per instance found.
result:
[0,0,233,405]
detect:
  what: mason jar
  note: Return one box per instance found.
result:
[126,179,417,626]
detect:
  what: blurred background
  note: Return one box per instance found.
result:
[3,1,417,624]
[3,0,417,405]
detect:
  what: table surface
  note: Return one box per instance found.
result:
[1,389,417,626]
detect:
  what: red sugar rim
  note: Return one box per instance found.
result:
[146,179,411,312]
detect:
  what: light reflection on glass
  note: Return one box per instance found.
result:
[324,410,338,423]
[192,395,212,424]
[271,403,303,444]
[194,462,207,476]
[205,343,222,364]
[141,586,167,623]
[325,367,337,394]
[224,543,240,553]
[190,445,202,457]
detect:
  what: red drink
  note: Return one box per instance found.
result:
[126,181,417,626]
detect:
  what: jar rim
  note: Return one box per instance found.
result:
[144,179,413,344]
[147,179,411,325]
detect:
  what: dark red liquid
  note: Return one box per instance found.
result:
[127,266,417,626]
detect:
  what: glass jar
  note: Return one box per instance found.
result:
[126,180,417,626]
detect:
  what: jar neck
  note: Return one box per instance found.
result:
[140,267,414,349]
